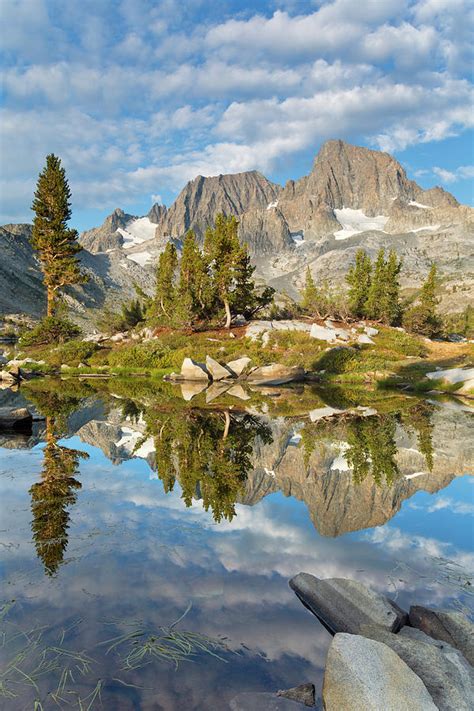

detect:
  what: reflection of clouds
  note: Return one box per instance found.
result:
[1,432,473,707]
[410,496,474,515]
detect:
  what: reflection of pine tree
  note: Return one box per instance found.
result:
[402,403,435,472]
[30,436,84,576]
[149,410,272,522]
[346,415,400,486]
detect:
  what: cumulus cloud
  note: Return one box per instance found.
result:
[1,0,473,223]
[432,165,474,183]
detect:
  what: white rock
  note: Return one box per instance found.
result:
[180,357,210,381]
[357,333,375,345]
[226,357,252,376]
[323,633,437,710]
[309,406,345,421]
[205,355,234,381]
[365,326,379,336]
[310,324,338,342]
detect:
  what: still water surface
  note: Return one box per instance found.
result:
[0,378,473,709]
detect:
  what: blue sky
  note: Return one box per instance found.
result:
[1,0,473,232]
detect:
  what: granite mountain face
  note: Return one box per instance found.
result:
[2,140,473,319]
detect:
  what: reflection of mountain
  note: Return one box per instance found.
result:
[4,380,473,537]
[243,408,473,536]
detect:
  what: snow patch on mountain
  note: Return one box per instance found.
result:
[267,200,279,210]
[334,208,388,240]
[127,251,153,267]
[409,201,431,209]
[411,224,441,233]
[117,217,157,248]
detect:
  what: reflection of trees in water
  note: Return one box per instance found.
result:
[25,383,90,576]
[402,402,435,472]
[147,409,273,523]
[346,415,400,486]
[302,403,435,487]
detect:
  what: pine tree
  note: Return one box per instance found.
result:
[346,249,372,318]
[31,154,87,316]
[403,264,441,337]
[301,266,319,314]
[380,250,402,325]
[176,230,210,326]
[205,214,240,328]
[365,249,386,320]
[155,241,178,318]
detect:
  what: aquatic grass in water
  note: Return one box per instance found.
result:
[100,603,230,671]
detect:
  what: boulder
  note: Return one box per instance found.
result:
[248,364,305,386]
[309,406,345,422]
[0,370,18,383]
[226,356,252,376]
[180,357,210,381]
[0,406,33,430]
[277,683,315,707]
[323,633,437,710]
[409,605,474,665]
[289,574,407,634]
[205,355,235,381]
[109,331,128,342]
[357,333,374,345]
[310,324,338,342]
[360,624,474,711]
[365,326,379,336]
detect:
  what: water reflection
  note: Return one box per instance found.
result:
[0,378,472,709]
[22,383,90,575]
[146,408,273,522]
[30,419,85,575]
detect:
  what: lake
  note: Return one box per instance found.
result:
[0,378,473,710]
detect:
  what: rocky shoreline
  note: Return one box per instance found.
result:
[271,574,473,710]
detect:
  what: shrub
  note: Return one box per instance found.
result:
[315,346,357,373]
[20,316,81,346]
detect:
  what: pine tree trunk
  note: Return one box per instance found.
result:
[224,299,231,329]
[47,288,55,317]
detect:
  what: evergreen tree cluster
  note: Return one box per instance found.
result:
[154,214,274,329]
[345,248,402,324]
[302,249,441,337]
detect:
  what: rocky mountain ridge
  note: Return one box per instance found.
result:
[2,139,473,318]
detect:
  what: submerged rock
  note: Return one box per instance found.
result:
[230,692,305,710]
[361,624,474,711]
[276,683,315,707]
[289,573,407,634]
[322,633,437,710]
[409,606,474,666]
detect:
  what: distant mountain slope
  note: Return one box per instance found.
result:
[2,139,473,319]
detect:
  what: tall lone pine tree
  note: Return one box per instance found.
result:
[31,154,86,316]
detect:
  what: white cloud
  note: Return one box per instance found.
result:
[432,165,474,184]
[1,0,473,224]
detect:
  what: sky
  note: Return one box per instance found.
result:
[1,0,473,232]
